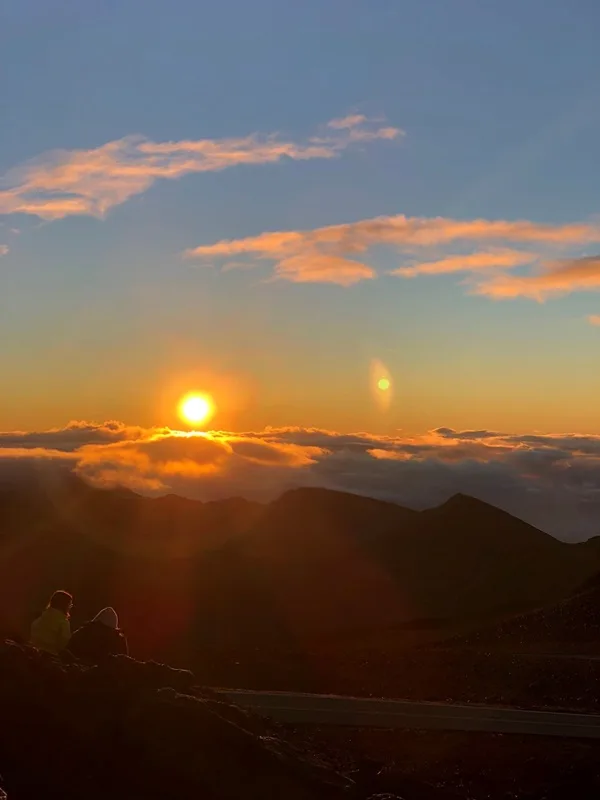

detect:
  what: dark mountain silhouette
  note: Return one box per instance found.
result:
[1,475,598,672]
[217,489,580,644]
[401,493,587,620]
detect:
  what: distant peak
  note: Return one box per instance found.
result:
[445,492,476,504]
[274,487,416,518]
[276,486,397,506]
[439,493,498,513]
[433,493,547,536]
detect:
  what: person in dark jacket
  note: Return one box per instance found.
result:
[68,607,128,663]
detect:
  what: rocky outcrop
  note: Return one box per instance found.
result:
[0,640,353,800]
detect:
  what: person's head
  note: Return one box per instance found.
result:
[93,607,119,630]
[48,590,73,617]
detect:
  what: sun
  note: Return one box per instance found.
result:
[178,393,214,426]
[377,377,391,391]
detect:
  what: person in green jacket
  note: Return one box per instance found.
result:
[30,590,73,655]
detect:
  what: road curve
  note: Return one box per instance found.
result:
[218,689,600,739]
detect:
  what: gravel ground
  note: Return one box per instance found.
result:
[283,726,600,799]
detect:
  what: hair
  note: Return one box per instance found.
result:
[48,590,73,617]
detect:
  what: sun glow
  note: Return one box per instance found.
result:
[178,393,214,427]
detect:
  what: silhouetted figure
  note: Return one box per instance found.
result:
[68,607,128,663]
[30,590,73,655]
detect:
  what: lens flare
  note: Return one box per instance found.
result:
[370,359,393,411]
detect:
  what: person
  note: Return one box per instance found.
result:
[30,590,73,655]
[68,607,128,663]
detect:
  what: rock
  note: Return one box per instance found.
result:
[366,796,404,800]
[0,640,353,800]
[124,687,352,799]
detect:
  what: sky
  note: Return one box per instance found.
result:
[2,0,600,538]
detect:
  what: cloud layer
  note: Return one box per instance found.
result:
[3,420,600,541]
[186,213,600,286]
[0,117,401,221]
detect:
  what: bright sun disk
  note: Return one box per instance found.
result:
[179,393,214,426]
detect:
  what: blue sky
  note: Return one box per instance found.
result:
[2,0,600,435]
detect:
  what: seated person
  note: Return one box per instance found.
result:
[30,590,73,655]
[68,607,128,663]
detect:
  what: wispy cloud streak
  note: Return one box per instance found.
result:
[0,116,401,221]
[475,255,600,300]
[186,214,600,285]
[393,248,536,277]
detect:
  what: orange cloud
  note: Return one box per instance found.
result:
[0,446,78,461]
[190,216,598,259]
[274,253,375,285]
[0,117,401,221]
[393,248,536,277]
[226,436,324,465]
[5,420,600,539]
[73,427,326,494]
[186,214,600,286]
[474,255,600,301]
[327,114,369,129]
[0,245,8,256]
[588,314,600,326]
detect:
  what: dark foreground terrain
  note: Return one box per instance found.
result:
[195,644,600,714]
[451,576,600,654]
[289,727,600,799]
[0,639,354,800]
[4,478,600,797]
[3,640,600,800]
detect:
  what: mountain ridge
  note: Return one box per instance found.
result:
[0,475,596,669]
[0,471,584,544]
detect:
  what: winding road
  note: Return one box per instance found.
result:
[219,689,600,739]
